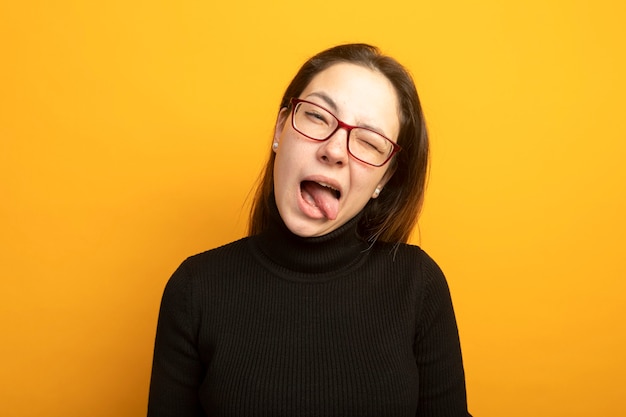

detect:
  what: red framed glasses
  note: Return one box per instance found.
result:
[289,98,401,167]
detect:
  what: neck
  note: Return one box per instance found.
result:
[251,198,369,276]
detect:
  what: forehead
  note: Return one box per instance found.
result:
[299,62,401,140]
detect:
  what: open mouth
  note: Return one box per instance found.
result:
[301,180,341,199]
[300,180,341,220]
[300,181,341,200]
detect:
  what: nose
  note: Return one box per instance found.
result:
[317,128,349,166]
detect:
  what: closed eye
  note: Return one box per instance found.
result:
[305,110,329,124]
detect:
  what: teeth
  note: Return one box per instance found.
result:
[317,182,341,199]
[318,182,338,192]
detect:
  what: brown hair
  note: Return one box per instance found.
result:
[248,43,429,244]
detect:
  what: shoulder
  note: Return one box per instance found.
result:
[162,237,253,296]
[177,237,253,274]
[371,242,450,299]
[158,237,254,314]
[373,242,445,275]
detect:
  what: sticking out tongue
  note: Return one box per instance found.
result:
[301,181,340,220]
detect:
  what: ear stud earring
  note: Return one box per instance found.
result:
[272,142,279,150]
[373,187,381,198]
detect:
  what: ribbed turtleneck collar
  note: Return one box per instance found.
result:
[250,197,370,278]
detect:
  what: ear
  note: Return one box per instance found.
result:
[273,107,290,149]
[372,164,397,199]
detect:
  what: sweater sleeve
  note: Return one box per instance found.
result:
[414,252,471,417]
[147,262,205,417]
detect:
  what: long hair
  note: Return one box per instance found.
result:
[248,43,429,244]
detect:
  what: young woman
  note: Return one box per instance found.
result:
[148,43,471,417]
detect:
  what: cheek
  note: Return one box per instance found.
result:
[277,128,303,156]
[273,154,289,194]
[350,164,385,193]
[273,135,301,191]
[276,130,318,172]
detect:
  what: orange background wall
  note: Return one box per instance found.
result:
[1,1,625,416]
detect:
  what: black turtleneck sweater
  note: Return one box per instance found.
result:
[148,208,471,417]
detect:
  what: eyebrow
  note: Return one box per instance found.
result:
[305,92,338,112]
[303,91,390,138]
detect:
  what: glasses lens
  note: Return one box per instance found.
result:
[293,101,337,140]
[349,128,394,166]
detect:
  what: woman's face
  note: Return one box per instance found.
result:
[272,62,401,237]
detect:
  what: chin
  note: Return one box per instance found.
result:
[284,218,336,238]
